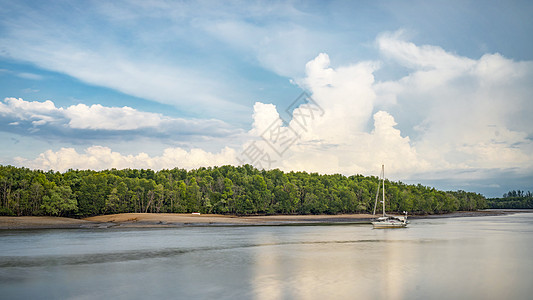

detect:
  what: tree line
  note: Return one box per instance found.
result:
[0,164,487,217]
[487,190,533,209]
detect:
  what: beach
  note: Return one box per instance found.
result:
[0,210,516,229]
[0,213,377,229]
[0,216,93,229]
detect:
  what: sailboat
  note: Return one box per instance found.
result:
[371,165,408,229]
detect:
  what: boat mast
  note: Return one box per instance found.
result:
[373,176,380,216]
[382,164,385,217]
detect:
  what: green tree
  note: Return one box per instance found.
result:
[186,178,201,213]
[41,185,77,216]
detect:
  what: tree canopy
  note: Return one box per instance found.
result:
[0,164,487,217]
[487,190,533,209]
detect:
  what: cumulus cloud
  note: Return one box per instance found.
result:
[15,146,238,172]
[64,104,163,130]
[0,97,240,139]
[236,34,533,184]
[298,53,378,141]
[249,102,283,136]
[234,52,425,176]
[9,34,533,195]
[374,33,533,178]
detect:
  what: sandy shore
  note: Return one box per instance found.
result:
[0,210,526,229]
[0,213,374,229]
[0,216,94,230]
[85,213,375,227]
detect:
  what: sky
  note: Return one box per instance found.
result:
[1,0,532,197]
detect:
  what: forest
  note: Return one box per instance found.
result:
[0,164,487,217]
[487,190,533,209]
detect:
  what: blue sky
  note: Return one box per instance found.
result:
[1,0,532,197]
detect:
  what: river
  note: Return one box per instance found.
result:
[1,212,532,299]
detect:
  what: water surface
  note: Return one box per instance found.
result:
[1,213,532,299]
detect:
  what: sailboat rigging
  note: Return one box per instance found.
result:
[371,165,408,229]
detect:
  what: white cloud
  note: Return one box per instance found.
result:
[235,52,426,177]
[8,34,533,194]
[249,102,282,136]
[0,97,240,138]
[65,104,165,130]
[298,53,378,142]
[377,31,476,71]
[374,32,533,178]
[0,98,63,126]
[0,98,59,116]
[236,35,533,183]
[0,2,250,121]
[15,146,238,172]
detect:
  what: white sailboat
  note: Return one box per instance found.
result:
[371,165,408,229]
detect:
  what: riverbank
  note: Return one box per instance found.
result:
[0,213,375,229]
[0,216,93,229]
[0,210,528,229]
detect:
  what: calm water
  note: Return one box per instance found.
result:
[1,213,533,300]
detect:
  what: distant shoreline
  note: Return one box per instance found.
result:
[0,210,529,230]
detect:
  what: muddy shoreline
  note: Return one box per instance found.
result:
[0,210,529,230]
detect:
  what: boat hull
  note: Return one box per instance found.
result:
[371,221,408,229]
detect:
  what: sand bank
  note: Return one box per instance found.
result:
[1,210,524,229]
[0,213,374,229]
[0,216,94,229]
[84,213,376,228]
